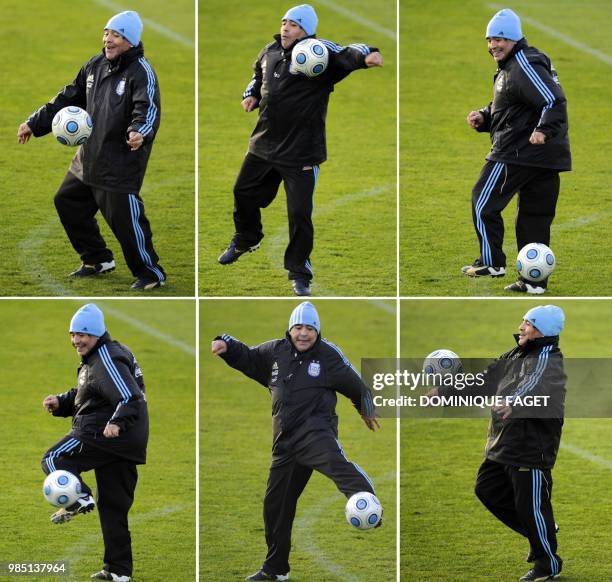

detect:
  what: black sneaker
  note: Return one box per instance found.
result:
[505,280,545,295]
[519,569,560,581]
[69,260,115,277]
[245,570,289,581]
[51,494,95,524]
[130,277,165,290]
[292,279,311,296]
[218,239,260,265]
[461,258,505,278]
[90,570,130,581]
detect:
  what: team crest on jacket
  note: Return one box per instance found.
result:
[86,74,94,91]
[115,78,127,96]
[78,367,88,386]
[308,361,321,377]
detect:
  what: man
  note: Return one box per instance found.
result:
[217,4,383,296]
[18,11,166,290]
[211,301,381,581]
[437,305,566,581]
[462,8,571,294]
[42,304,149,582]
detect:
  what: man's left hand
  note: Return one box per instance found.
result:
[492,404,513,420]
[362,415,381,431]
[103,423,121,438]
[127,131,144,151]
[365,52,383,68]
[529,130,546,145]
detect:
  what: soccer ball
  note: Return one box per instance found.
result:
[345,491,382,530]
[291,38,329,77]
[517,243,555,283]
[43,470,81,507]
[423,349,463,376]
[52,106,93,146]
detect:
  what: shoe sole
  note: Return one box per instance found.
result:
[218,243,261,265]
[70,267,116,278]
[131,281,165,290]
[463,269,506,278]
[51,503,95,524]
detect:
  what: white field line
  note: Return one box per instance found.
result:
[552,213,609,233]
[560,442,612,469]
[294,471,396,581]
[93,0,194,48]
[487,3,612,66]
[313,0,396,41]
[60,503,189,581]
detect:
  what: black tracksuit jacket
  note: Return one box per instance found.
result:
[477,38,571,171]
[243,35,377,166]
[27,44,161,193]
[218,332,375,457]
[53,332,149,464]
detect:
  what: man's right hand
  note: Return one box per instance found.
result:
[211,339,228,355]
[17,123,33,144]
[43,395,59,413]
[467,111,485,129]
[241,97,259,112]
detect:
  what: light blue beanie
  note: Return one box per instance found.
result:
[283,4,318,36]
[523,305,565,337]
[486,8,523,41]
[105,11,143,46]
[70,304,106,337]
[288,301,320,334]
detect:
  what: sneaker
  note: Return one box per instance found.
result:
[90,571,130,581]
[51,494,95,524]
[519,569,560,581]
[291,279,311,296]
[130,277,165,290]
[245,569,289,581]
[69,260,115,277]
[462,259,505,278]
[505,280,545,294]
[218,239,260,265]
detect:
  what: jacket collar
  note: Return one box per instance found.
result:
[103,43,144,72]
[498,37,528,68]
[285,331,322,356]
[273,33,316,56]
[513,333,559,352]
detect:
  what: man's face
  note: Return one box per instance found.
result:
[280,19,307,49]
[70,332,98,357]
[103,29,132,60]
[517,320,544,346]
[487,37,516,62]
[289,324,317,352]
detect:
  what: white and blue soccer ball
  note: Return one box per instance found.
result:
[423,349,463,376]
[43,470,81,507]
[52,106,93,146]
[291,38,329,77]
[345,491,382,530]
[517,243,555,283]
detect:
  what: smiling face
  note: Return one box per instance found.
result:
[517,320,544,346]
[70,332,99,357]
[289,324,318,352]
[280,18,307,49]
[103,29,132,60]
[487,37,516,62]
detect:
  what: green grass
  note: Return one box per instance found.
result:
[0,1,195,296]
[0,301,196,581]
[400,1,612,296]
[400,300,612,579]
[199,1,397,296]
[200,299,397,580]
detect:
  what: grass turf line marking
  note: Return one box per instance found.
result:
[487,3,612,66]
[560,442,612,470]
[294,471,395,581]
[313,0,396,41]
[93,0,194,48]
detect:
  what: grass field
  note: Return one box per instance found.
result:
[0,300,196,581]
[200,299,397,580]
[400,299,612,580]
[199,1,397,296]
[400,1,612,296]
[1,1,195,296]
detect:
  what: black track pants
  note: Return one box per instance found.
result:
[232,153,319,281]
[54,171,165,281]
[262,433,374,575]
[471,161,560,267]
[475,459,562,576]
